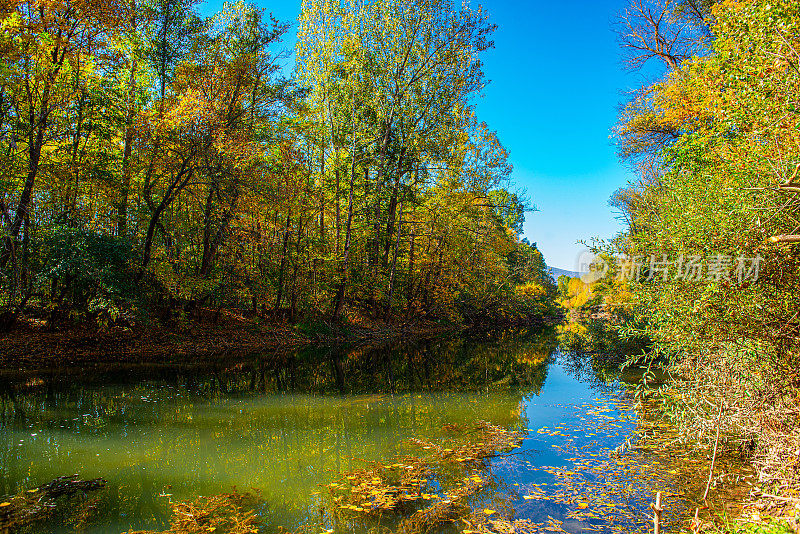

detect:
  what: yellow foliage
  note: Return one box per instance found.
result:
[562,278,591,309]
[514,282,545,301]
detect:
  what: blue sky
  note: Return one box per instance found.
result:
[475,0,641,270]
[202,0,649,270]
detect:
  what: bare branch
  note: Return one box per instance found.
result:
[769,234,800,244]
[614,0,712,72]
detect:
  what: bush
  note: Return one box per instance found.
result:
[35,225,135,323]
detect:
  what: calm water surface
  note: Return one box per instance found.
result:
[0,330,747,533]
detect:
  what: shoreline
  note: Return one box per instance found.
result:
[0,310,470,371]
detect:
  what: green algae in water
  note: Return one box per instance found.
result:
[0,331,752,533]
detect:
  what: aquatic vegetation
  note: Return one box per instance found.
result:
[324,422,524,532]
[122,423,528,534]
[408,421,524,466]
[514,395,755,534]
[326,460,433,516]
[0,475,106,531]
[119,397,756,534]
[128,490,262,534]
[460,512,567,534]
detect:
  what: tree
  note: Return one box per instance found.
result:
[610,0,800,454]
[0,0,556,330]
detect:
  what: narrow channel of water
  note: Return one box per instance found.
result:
[0,330,750,533]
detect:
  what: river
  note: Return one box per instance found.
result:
[0,329,749,533]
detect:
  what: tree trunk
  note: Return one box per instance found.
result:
[383,183,398,268]
[68,89,86,217]
[372,123,391,270]
[199,182,239,280]
[199,185,216,275]
[275,210,292,312]
[371,172,383,270]
[199,182,240,279]
[335,167,341,254]
[385,199,404,316]
[140,159,194,276]
[407,222,415,306]
[319,138,326,242]
[290,215,303,322]
[118,56,138,236]
[10,97,48,240]
[6,33,73,258]
[333,155,357,321]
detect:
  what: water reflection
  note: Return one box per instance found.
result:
[0,330,748,534]
[0,329,557,533]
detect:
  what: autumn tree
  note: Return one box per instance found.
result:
[610,0,800,464]
[0,0,556,330]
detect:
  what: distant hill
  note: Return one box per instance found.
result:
[548,267,583,280]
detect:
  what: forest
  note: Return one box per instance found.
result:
[0,0,555,335]
[555,0,800,527]
[3,0,800,532]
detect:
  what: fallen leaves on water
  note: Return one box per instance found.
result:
[128,490,262,534]
[321,421,527,534]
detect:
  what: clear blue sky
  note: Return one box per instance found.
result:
[202,0,649,270]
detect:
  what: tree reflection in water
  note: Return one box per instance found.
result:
[0,329,558,533]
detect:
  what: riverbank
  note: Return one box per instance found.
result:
[0,333,696,534]
[560,320,800,532]
[0,309,468,369]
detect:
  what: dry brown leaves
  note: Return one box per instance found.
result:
[408,421,523,467]
[324,422,523,534]
[0,475,106,531]
[326,461,433,516]
[127,490,261,534]
[460,510,565,534]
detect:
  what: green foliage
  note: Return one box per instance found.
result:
[488,189,526,236]
[610,0,800,478]
[295,319,347,340]
[0,0,557,330]
[555,272,648,357]
[36,226,135,310]
[721,521,796,534]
